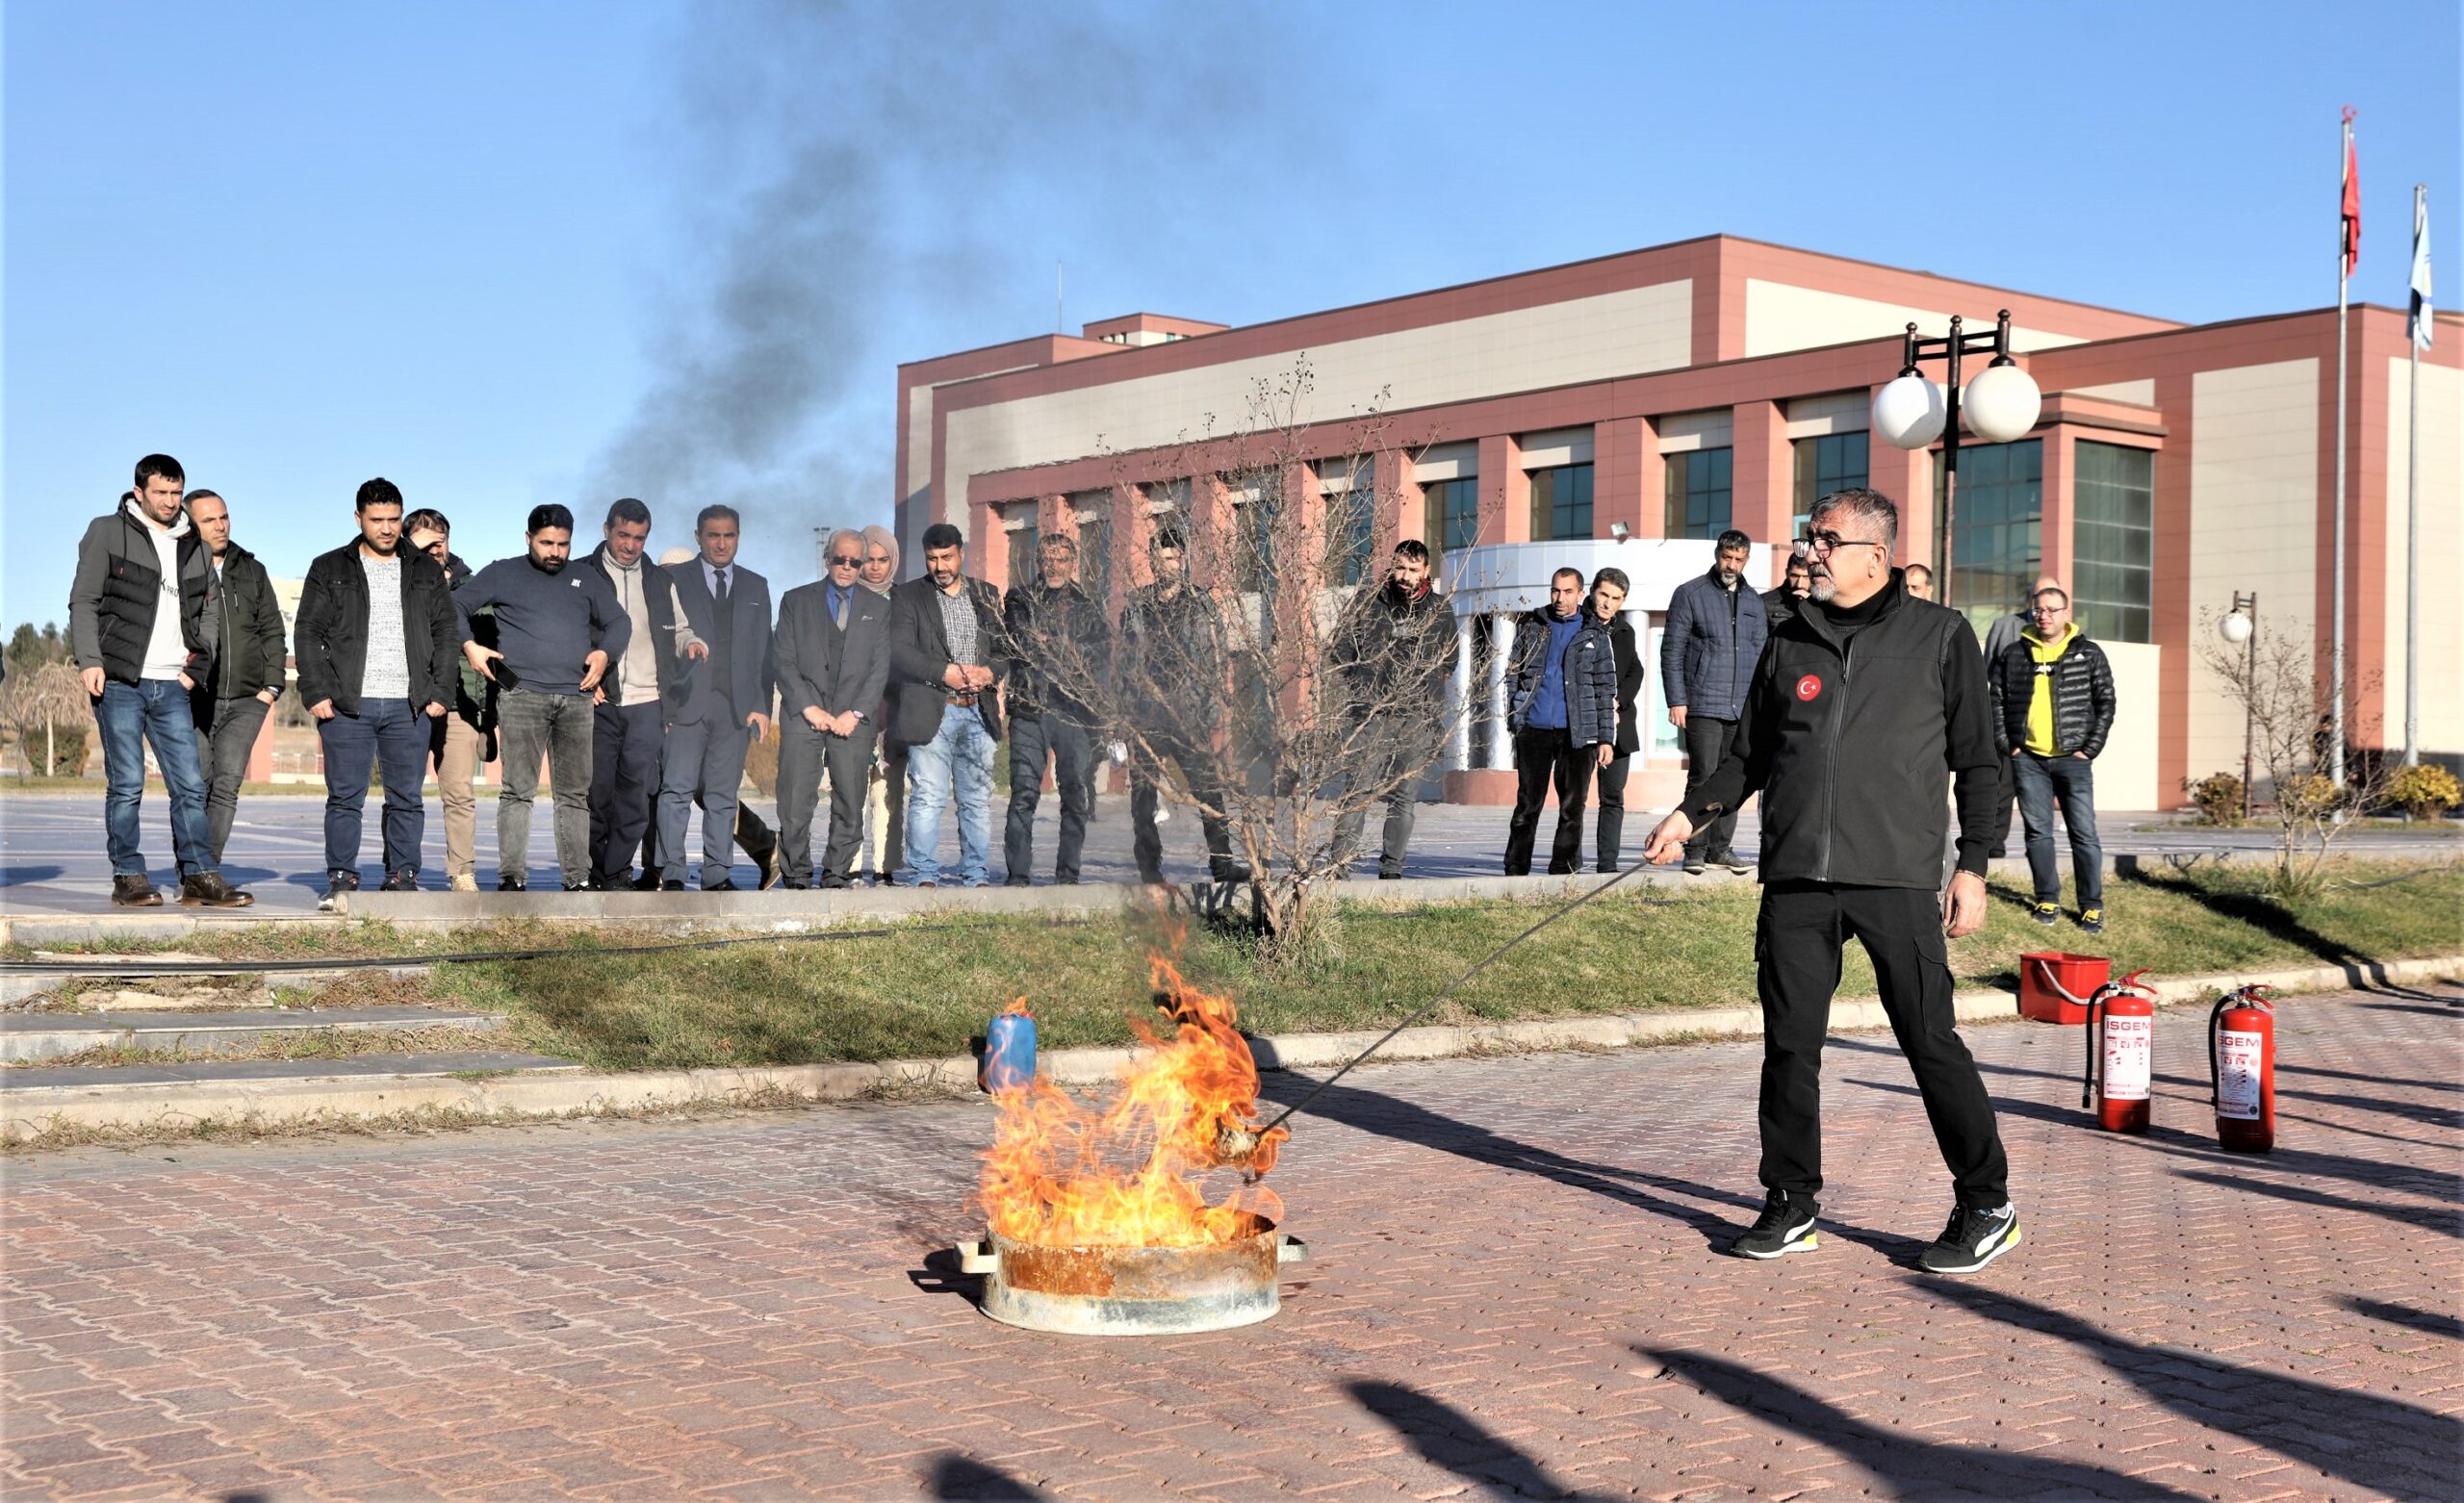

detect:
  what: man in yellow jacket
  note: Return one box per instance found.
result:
[1988,586,2117,933]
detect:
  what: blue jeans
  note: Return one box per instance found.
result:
[318,698,432,879]
[905,702,995,885]
[94,677,217,879]
[2013,752,2102,906]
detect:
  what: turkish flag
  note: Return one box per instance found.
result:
[2341,128,2361,279]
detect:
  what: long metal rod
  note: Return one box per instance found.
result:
[2405,182,2424,766]
[2330,113,2350,786]
[1249,861,1657,1140]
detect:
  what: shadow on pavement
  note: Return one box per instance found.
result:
[2282,1059,2462,1095]
[2170,1169,2459,1238]
[1920,1281,2464,1497]
[1844,1073,2461,1205]
[1347,1380,1593,1501]
[0,864,64,886]
[2337,1295,2463,1339]
[924,1453,1046,1500]
[1637,1346,2195,1499]
[906,1247,985,1311]
[1258,1074,1752,1248]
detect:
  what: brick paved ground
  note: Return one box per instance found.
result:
[4,983,2457,1500]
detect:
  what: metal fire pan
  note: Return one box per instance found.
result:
[954,1214,1306,1337]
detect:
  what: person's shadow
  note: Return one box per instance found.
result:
[1257,1072,1754,1250]
[1348,1380,1596,1499]
[1639,1345,2197,1498]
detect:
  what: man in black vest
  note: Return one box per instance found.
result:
[775,529,893,887]
[68,454,250,908]
[1001,531,1109,885]
[656,505,775,890]
[1646,487,2016,1277]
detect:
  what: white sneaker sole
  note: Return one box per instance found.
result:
[1924,1222,2021,1275]
[1730,1225,1820,1261]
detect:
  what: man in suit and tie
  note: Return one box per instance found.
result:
[887,522,1006,888]
[657,504,775,890]
[774,529,893,888]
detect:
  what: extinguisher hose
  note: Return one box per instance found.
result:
[2207,991,2230,1109]
[2082,993,2106,1108]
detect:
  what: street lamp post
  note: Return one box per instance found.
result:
[2221,593,2259,818]
[1870,309,2042,609]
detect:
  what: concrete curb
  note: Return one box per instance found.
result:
[5,953,2453,1145]
[12,850,2396,944]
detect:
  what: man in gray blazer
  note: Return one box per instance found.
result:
[656,505,775,890]
[774,530,893,888]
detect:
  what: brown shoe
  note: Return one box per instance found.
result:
[178,872,255,908]
[111,874,164,907]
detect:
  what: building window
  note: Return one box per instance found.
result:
[1791,431,1868,542]
[1228,481,1272,596]
[1004,506,1040,592]
[1664,448,1732,539]
[1528,463,1594,542]
[2073,441,2153,643]
[1326,490,1374,586]
[1935,438,2042,634]
[1424,476,1478,561]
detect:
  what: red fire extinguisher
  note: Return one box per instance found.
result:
[2081,968,2159,1134]
[2209,984,2277,1153]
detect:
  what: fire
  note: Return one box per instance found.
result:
[979,954,1288,1247]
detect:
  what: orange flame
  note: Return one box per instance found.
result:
[979,954,1289,1247]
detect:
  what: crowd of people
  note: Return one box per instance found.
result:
[60,455,2114,948]
[60,459,2091,1271]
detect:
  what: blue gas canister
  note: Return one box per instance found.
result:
[982,1002,1037,1092]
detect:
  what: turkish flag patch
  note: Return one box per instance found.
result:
[1795,674,1823,701]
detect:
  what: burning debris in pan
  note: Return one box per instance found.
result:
[959,955,1303,1335]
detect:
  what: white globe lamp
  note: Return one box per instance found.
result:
[2220,608,2254,645]
[1872,372,1947,449]
[1963,359,2042,444]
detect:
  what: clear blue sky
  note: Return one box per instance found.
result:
[6,0,2456,626]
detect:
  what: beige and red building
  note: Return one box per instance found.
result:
[895,235,2463,808]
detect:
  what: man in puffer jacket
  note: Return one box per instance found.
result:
[1990,585,2117,933]
[68,456,251,909]
[1502,567,1620,875]
[1662,529,1769,874]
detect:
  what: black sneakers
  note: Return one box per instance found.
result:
[1919,1203,2022,1274]
[319,873,361,913]
[1729,1191,1821,1260]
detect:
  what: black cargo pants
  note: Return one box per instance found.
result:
[1756,880,2010,1211]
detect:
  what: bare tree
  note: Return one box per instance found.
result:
[2195,608,2393,900]
[1005,359,1475,952]
[0,661,93,777]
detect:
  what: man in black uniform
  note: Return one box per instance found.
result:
[1645,486,2017,1276]
[1118,529,1248,885]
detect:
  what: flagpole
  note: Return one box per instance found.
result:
[2405,182,2425,766]
[2330,108,2351,788]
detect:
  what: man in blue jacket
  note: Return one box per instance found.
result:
[1502,568,1620,875]
[1661,529,1768,875]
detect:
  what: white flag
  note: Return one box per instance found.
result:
[2412,191,2434,351]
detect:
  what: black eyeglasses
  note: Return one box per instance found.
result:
[829,555,861,567]
[1807,530,1887,554]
